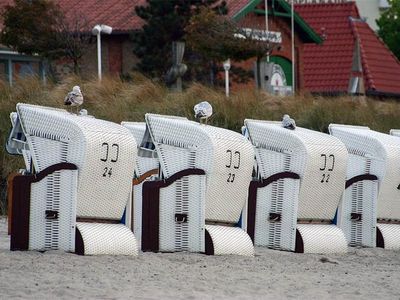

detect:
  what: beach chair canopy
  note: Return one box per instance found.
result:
[330,124,400,221]
[245,120,348,221]
[16,103,137,220]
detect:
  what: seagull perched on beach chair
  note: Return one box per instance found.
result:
[282,114,296,130]
[194,101,213,124]
[64,86,83,113]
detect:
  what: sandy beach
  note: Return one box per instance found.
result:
[0,218,399,299]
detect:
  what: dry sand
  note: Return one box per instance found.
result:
[0,218,399,299]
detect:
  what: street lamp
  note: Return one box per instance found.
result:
[92,24,112,80]
[223,59,231,97]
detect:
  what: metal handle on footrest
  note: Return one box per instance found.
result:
[269,213,281,222]
[350,213,362,221]
[45,210,59,220]
[175,213,188,223]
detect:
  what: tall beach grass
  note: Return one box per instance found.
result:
[1,75,400,213]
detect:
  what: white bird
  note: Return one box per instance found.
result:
[194,101,213,124]
[64,86,83,113]
[282,114,296,130]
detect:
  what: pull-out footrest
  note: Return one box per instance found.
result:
[247,172,301,251]
[296,224,348,254]
[377,223,400,250]
[205,225,254,256]
[339,174,378,247]
[75,222,138,255]
[10,163,78,252]
[141,168,206,253]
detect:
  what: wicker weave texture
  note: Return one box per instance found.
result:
[76,222,138,255]
[331,124,400,221]
[29,169,77,251]
[146,114,254,224]
[254,179,299,251]
[133,182,144,248]
[297,224,348,254]
[245,120,348,220]
[338,177,377,247]
[205,225,254,256]
[17,104,137,220]
[377,223,400,250]
[159,175,206,252]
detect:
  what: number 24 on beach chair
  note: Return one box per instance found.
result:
[6,103,139,255]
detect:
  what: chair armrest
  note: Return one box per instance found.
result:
[345,174,378,189]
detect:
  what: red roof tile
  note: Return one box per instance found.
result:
[55,0,146,33]
[295,2,359,93]
[0,0,241,32]
[225,0,250,18]
[296,2,400,96]
[0,0,145,33]
[351,19,400,96]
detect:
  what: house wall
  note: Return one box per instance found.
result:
[52,34,138,80]
[231,12,306,91]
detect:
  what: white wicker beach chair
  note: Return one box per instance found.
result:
[6,103,138,255]
[330,124,397,249]
[137,113,255,256]
[244,119,349,254]
[121,122,159,249]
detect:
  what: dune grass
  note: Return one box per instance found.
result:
[1,75,400,213]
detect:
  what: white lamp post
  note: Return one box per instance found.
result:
[223,59,231,97]
[92,24,112,81]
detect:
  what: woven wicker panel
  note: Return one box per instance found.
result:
[297,224,348,254]
[133,182,144,248]
[377,145,400,220]
[17,104,137,220]
[245,120,347,220]
[159,175,205,252]
[254,179,299,251]
[377,223,400,250]
[146,114,254,224]
[76,131,136,219]
[121,122,147,148]
[76,222,138,255]
[298,143,347,219]
[205,225,254,256]
[29,169,77,251]
[331,124,400,221]
[338,179,378,247]
[202,130,254,222]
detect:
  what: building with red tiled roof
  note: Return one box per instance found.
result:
[0,0,399,97]
[296,2,400,97]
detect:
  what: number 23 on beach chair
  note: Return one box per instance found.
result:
[124,113,255,256]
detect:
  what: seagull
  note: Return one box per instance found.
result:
[194,101,213,124]
[282,114,296,130]
[64,86,83,113]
